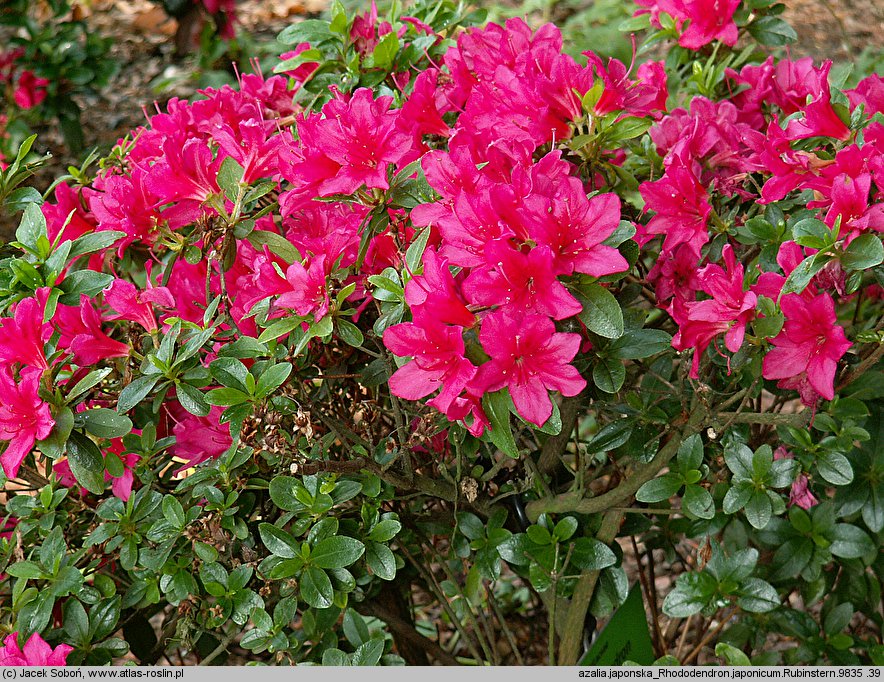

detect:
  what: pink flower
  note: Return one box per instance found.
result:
[640,151,711,254]
[762,293,851,402]
[282,88,413,199]
[54,297,131,367]
[463,241,582,320]
[670,246,757,378]
[171,406,232,473]
[0,632,72,666]
[42,183,98,244]
[384,320,477,416]
[789,475,818,510]
[0,367,55,480]
[0,296,52,372]
[13,71,48,109]
[276,255,330,321]
[635,0,740,49]
[582,54,668,118]
[472,311,586,426]
[104,279,175,332]
[405,248,475,328]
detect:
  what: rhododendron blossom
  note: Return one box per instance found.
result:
[472,311,586,426]
[762,293,851,403]
[0,632,72,667]
[0,368,55,479]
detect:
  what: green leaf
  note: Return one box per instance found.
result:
[117,376,159,413]
[483,391,519,458]
[405,227,432,275]
[277,19,334,45]
[66,431,106,495]
[716,643,751,666]
[81,408,133,439]
[68,231,125,260]
[593,358,625,393]
[553,517,578,542]
[337,319,364,347]
[365,541,396,580]
[677,433,704,471]
[206,388,251,407]
[63,599,90,646]
[311,536,365,569]
[816,451,853,486]
[39,407,74,460]
[744,490,773,529]
[841,234,884,271]
[748,15,798,45]
[586,421,633,453]
[176,383,210,417]
[737,578,780,612]
[268,476,306,512]
[829,523,874,559]
[824,602,855,637]
[209,357,250,393]
[780,254,828,297]
[255,363,292,398]
[577,284,624,339]
[162,495,185,529]
[58,270,114,305]
[370,31,399,70]
[16,203,47,249]
[724,443,754,480]
[246,231,301,264]
[569,537,617,571]
[6,561,44,579]
[608,328,672,359]
[258,316,302,344]
[607,116,653,142]
[368,519,402,543]
[300,566,333,609]
[723,483,752,514]
[217,156,244,200]
[663,572,717,618]
[67,368,113,403]
[259,523,301,559]
[636,472,683,503]
[791,218,832,250]
[683,485,715,520]
[351,638,384,666]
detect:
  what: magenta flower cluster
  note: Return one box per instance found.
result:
[0,1,879,507]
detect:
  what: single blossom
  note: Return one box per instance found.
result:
[462,241,582,320]
[0,295,52,372]
[103,279,175,332]
[789,475,819,510]
[0,632,72,667]
[472,310,586,427]
[0,367,55,480]
[13,70,49,109]
[670,245,757,378]
[762,293,851,403]
[384,320,476,416]
[171,406,233,473]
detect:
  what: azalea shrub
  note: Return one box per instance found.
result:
[1,0,883,667]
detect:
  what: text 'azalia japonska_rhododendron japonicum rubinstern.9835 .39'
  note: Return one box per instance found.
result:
[0,0,883,666]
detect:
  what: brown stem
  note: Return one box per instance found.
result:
[525,406,707,521]
[355,600,457,664]
[538,394,584,474]
[682,607,737,664]
[556,510,624,665]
